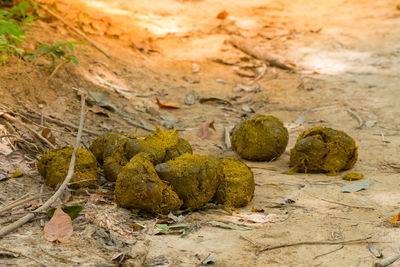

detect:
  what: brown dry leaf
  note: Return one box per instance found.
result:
[389,211,400,224]
[41,128,56,145]
[88,106,109,117]
[216,10,229,20]
[44,206,73,242]
[198,120,216,139]
[156,98,180,109]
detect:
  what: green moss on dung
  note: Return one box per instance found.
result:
[289,127,358,175]
[115,153,182,214]
[37,146,98,188]
[155,154,220,210]
[231,115,288,161]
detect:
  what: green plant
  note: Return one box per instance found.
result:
[29,41,84,80]
[0,1,36,62]
[29,41,82,66]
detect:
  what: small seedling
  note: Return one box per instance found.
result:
[29,41,84,80]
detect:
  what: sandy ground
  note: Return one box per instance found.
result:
[1,0,400,266]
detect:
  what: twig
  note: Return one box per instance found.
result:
[0,113,56,149]
[259,236,372,253]
[309,194,374,210]
[347,108,363,129]
[313,244,343,259]
[0,246,50,267]
[224,126,233,150]
[38,4,110,58]
[248,63,267,85]
[240,235,262,248]
[47,59,70,81]
[373,253,400,267]
[230,35,295,71]
[0,194,43,213]
[0,134,39,151]
[0,93,86,238]
[18,109,99,136]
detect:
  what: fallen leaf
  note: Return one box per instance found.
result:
[198,120,216,139]
[208,221,251,231]
[155,223,194,237]
[44,206,73,242]
[88,106,109,117]
[184,91,201,105]
[233,212,287,224]
[41,128,56,145]
[389,211,400,224]
[342,180,369,193]
[200,255,217,265]
[47,204,83,220]
[216,10,229,20]
[156,98,180,109]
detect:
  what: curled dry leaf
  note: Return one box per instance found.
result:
[198,120,216,139]
[216,10,229,20]
[156,98,180,109]
[41,128,57,145]
[389,211,400,224]
[44,206,73,242]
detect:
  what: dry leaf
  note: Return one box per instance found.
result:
[44,206,73,242]
[156,98,180,109]
[198,120,216,139]
[41,128,56,145]
[389,211,400,224]
[216,10,229,20]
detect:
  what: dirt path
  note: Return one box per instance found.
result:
[1,0,400,266]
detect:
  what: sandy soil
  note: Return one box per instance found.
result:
[1,0,400,266]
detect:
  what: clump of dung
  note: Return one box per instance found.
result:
[214,157,255,209]
[155,154,221,210]
[289,127,358,174]
[90,128,192,182]
[231,115,288,161]
[115,153,182,214]
[37,146,98,188]
[126,127,192,164]
[90,132,130,182]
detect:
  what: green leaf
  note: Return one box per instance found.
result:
[70,57,79,65]
[47,204,83,220]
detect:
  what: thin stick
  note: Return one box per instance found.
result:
[347,108,363,129]
[374,253,400,267]
[259,236,372,253]
[0,194,42,213]
[230,35,295,71]
[224,126,233,150]
[309,194,374,210]
[248,63,267,85]
[1,113,56,149]
[18,109,99,136]
[0,246,50,267]
[313,244,343,259]
[47,59,70,81]
[0,93,86,238]
[39,4,110,58]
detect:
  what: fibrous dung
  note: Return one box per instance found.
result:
[155,153,221,210]
[37,146,98,188]
[115,152,182,214]
[214,157,255,209]
[231,115,288,161]
[289,127,358,174]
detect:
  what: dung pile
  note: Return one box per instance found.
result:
[37,146,99,188]
[214,157,255,209]
[115,153,182,214]
[289,127,358,174]
[231,115,288,161]
[89,127,192,182]
[155,154,221,210]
